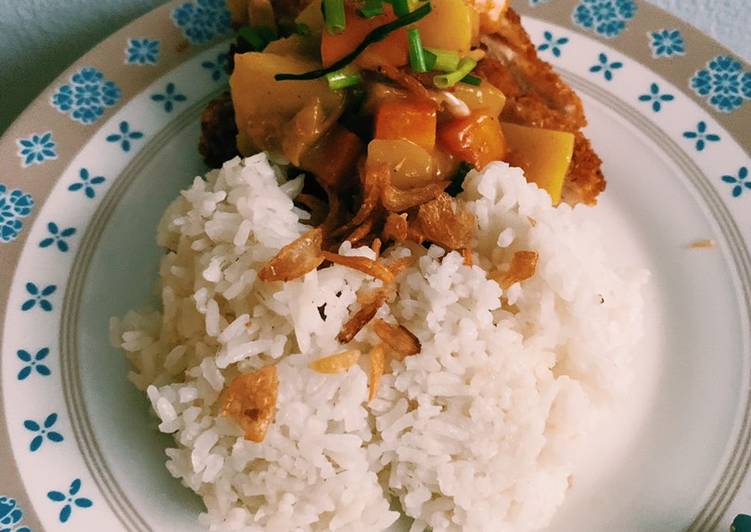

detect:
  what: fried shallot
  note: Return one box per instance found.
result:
[368,343,386,402]
[372,319,421,358]
[337,288,390,343]
[414,193,475,250]
[220,365,278,442]
[258,227,324,282]
[321,251,395,284]
[309,350,361,373]
[492,250,539,288]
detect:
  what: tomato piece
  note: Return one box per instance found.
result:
[437,113,506,169]
[375,99,437,150]
[321,4,408,68]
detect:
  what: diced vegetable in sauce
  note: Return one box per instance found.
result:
[321,3,408,68]
[438,112,506,169]
[375,99,437,150]
[501,122,574,205]
[415,0,478,54]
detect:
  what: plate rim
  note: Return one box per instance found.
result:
[1,0,750,530]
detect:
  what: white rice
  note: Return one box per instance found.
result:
[112,154,646,531]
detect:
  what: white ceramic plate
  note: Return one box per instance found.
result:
[1,1,749,530]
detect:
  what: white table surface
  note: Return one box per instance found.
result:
[0,0,749,136]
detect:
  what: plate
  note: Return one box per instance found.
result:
[1,1,749,530]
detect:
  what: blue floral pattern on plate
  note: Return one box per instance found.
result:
[47,479,93,524]
[529,0,551,5]
[648,29,685,58]
[722,167,750,198]
[537,31,569,57]
[0,496,30,532]
[589,52,623,81]
[690,55,751,113]
[125,38,160,65]
[683,121,721,152]
[105,121,144,152]
[68,169,105,199]
[151,83,188,112]
[0,184,35,244]
[17,348,51,381]
[16,132,57,168]
[51,68,121,125]
[573,0,637,38]
[21,283,57,312]
[24,413,64,452]
[171,0,231,45]
[39,223,77,252]
[638,83,675,112]
[201,52,228,82]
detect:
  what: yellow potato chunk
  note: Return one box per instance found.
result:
[231,52,343,155]
[368,139,437,189]
[415,0,476,54]
[451,81,506,118]
[501,122,574,205]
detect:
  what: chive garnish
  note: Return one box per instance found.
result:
[275,2,432,81]
[424,47,460,72]
[323,0,346,34]
[408,29,428,73]
[238,26,277,51]
[326,69,363,89]
[461,74,482,86]
[295,22,311,36]
[433,57,477,89]
[359,0,384,18]
[391,0,410,16]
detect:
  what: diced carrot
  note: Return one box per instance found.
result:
[321,4,408,68]
[301,126,364,189]
[375,99,437,150]
[437,113,506,169]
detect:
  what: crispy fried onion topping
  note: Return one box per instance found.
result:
[309,350,361,373]
[368,343,386,402]
[372,318,421,359]
[220,365,278,442]
[491,250,539,288]
[258,227,324,282]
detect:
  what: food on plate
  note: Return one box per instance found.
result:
[201,0,605,207]
[113,1,647,530]
[113,155,646,531]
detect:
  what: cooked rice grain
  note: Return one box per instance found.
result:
[113,155,646,532]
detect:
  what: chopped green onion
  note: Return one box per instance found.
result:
[359,0,384,18]
[461,74,482,86]
[275,2,432,81]
[424,50,437,70]
[433,57,478,89]
[323,0,346,34]
[446,161,474,196]
[408,29,428,73]
[424,47,460,72]
[326,69,362,89]
[295,22,311,36]
[238,26,278,51]
[391,0,411,16]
